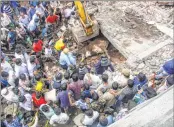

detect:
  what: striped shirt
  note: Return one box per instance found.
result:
[2,4,13,16]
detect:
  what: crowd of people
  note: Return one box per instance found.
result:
[1,1,174,127]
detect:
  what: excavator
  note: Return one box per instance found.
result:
[71,1,99,43]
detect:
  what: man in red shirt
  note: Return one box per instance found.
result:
[32,92,47,108]
[32,39,43,53]
[46,10,59,25]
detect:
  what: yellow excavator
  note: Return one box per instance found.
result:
[72,1,99,43]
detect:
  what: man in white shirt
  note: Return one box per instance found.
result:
[1,86,19,103]
[1,57,16,86]
[19,12,30,28]
[35,2,45,18]
[82,109,99,126]
[49,108,69,126]
[27,56,36,77]
[15,47,29,64]
[15,58,28,78]
[63,6,75,19]
[1,13,11,27]
[19,93,33,111]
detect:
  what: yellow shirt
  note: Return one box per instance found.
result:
[35,81,44,92]
[54,39,65,51]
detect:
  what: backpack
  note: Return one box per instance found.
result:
[144,87,157,99]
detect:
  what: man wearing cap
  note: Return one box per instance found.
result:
[115,69,133,88]
[49,108,69,126]
[95,55,114,75]
[59,48,76,70]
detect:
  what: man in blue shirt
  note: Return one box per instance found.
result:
[28,4,36,21]
[4,114,22,127]
[59,48,76,70]
[154,59,174,79]
[97,115,114,127]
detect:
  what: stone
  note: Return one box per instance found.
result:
[138,63,145,69]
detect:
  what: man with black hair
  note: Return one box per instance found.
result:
[69,92,91,112]
[7,28,16,50]
[95,54,114,75]
[82,83,92,98]
[27,56,37,77]
[68,73,84,100]
[97,73,111,97]
[102,81,120,106]
[61,71,71,85]
[133,72,148,90]
[81,109,99,126]
[57,83,70,112]
[14,58,28,78]
[112,79,137,112]
[19,93,32,111]
[4,114,22,127]
[19,73,31,92]
[49,107,69,126]
[15,46,29,64]
[1,71,10,88]
[39,104,55,119]
[32,92,47,108]
[52,72,63,90]
[97,115,114,127]
[78,62,90,80]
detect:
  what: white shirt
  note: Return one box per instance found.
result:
[15,63,28,78]
[64,7,75,18]
[1,86,19,102]
[32,13,40,21]
[1,61,13,72]
[19,93,32,111]
[50,113,69,126]
[82,111,99,126]
[1,13,11,27]
[45,48,52,57]
[19,15,30,27]
[84,73,102,90]
[15,52,29,64]
[27,60,36,77]
[35,5,45,17]
[19,74,31,92]
[1,27,9,40]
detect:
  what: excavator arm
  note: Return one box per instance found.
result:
[74,1,94,36]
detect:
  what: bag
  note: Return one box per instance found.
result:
[144,87,157,99]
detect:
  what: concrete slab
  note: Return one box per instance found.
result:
[94,5,173,60]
